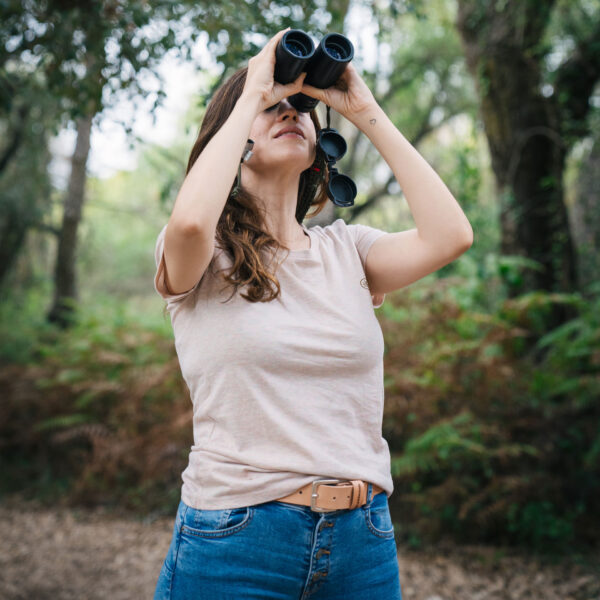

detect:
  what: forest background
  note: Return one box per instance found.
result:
[1,0,599,565]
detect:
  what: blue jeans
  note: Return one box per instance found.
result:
[153,483,402,599]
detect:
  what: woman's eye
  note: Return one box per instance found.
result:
[264,102,279,112]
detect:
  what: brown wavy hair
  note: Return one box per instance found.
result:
[185,66,330,304]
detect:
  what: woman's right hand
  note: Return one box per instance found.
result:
[241,27,308,113]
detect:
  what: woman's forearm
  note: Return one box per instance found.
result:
[170,92,262,237]
[350,103,473,248]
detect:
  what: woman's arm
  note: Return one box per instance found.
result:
[169,27,304,240]
[162,27,306,295]
[350,102,473,296]
[302,67,473,295]
[350,102,473,247]
[162,93,262,295]
[170,93,262,236]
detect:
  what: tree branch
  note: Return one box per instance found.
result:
[30,222,60,237]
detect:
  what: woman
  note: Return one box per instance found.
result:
[153,27,473,600]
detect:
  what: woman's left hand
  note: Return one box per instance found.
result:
[300,62,378,124]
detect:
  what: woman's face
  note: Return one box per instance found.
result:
[247,98,317,174]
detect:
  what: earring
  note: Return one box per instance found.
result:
[232,138,255,197]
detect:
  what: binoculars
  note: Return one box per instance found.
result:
[274,30,354,113]
[273,29,357,207]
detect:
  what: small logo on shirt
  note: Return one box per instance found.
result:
[360,277,369,290]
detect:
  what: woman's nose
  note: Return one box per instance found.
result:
[278,98,298,117]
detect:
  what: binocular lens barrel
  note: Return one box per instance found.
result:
[274,30,354,113]
[273,30,315,85]
[305,33,354,88]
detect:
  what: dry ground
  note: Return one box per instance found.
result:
[0,494,598,600]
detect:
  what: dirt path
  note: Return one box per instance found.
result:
[0,496,597,600]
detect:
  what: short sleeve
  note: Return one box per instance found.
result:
[153,224,202,304]
[346,221,388,309]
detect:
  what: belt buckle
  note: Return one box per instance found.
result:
[310,478,347,513]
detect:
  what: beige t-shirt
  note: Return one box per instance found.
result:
[153,218,392,509]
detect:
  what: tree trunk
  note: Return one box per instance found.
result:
[455,1,578,326]
[47,115,92,328]
[0,208,28,292]
[0,104,29,176]
[571,136,600,293]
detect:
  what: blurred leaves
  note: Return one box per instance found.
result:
[0,0,599,554]
[1,265,598,549]
[0,0,327,123]
[381,275,600,552]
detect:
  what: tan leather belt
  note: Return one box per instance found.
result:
[275,478,384,513]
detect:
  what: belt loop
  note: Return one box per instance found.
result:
[366,482,373,505]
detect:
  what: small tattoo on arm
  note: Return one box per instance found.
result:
[369,118,376,125]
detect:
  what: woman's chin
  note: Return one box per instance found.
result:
[266,153,312,170]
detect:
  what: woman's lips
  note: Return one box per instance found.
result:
[276,132,304,139]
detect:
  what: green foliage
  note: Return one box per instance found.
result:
[0,0,326,123]
[0,290,186,512]
[392,412,539,477]
[1,0,599,554]
[506,501,577,548]
[0,284,54,364]
[385,276,600,552]
[2,261,599,551]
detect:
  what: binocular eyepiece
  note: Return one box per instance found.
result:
[274,30,354,113]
